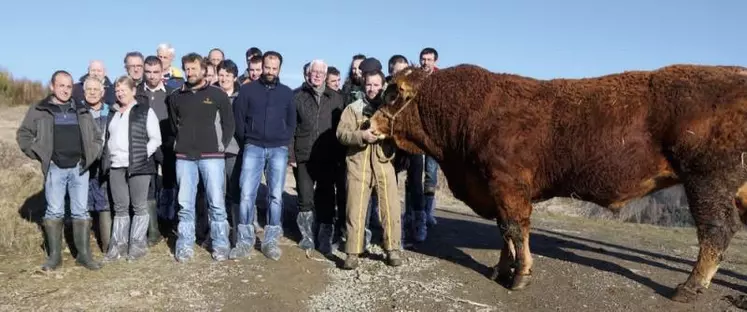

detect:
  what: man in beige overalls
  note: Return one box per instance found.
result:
[336,68,402,270]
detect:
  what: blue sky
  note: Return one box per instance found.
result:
[0,0,743,88]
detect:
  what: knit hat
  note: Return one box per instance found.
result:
[359,57,382,73]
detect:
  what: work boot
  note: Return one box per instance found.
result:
[147,200,162,247]
[261,225,283,261]
[296,211,314,250]
[41,219,63,271]
[342,253,359,270]
[424,194,437,226]
[318,223,335,256]
[72,219,102,270]
[97,210,112,253]
[127,214,149,261]
[104,216,130,261]
[229,224,255,259]
[386,250,403,267]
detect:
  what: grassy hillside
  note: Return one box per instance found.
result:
[0,69,46,107]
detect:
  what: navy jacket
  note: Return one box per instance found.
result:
[233,76,296,148]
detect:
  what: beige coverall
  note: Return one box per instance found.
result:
[336,98,401,255]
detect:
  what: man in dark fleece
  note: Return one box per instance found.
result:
[230,51,296,261]
[290,59,345,256]
[72,60,116,105]
[166,53,235,263]
[16,70,104,271]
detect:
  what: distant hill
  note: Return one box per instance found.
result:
[0,69,46,107]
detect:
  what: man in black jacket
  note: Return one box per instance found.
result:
[167,53,235,262]
[290,59,345,256]
[135,55,177,247]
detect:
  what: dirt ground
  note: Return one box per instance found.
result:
[2,200,747,311]
[1,105,747,311]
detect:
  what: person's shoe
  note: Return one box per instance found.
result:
[296,211,315,250]
[97,210,112,253]
[229,224,255,260]
[104,216,130,262]
[318,223,335,256]
[386,250,403,267]
[41,218,63,271]
[72,219,102,270]
[146,200,162,247]
[127,214,149,261]
[342,253,359,270]
[261,225,283,261]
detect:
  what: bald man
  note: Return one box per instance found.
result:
[72,60,116,105]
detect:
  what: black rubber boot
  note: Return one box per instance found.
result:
[147,200,162,247]
[41,219,63,271]
[72,219,102,270]
[98,210,112,253]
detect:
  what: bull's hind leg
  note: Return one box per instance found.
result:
[491,219,516,284]
[494,192,535,290]
[671,173,744,303]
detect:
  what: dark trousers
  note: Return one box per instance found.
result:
[296,160,340,225]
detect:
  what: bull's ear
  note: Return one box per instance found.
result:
[398,77,417,100]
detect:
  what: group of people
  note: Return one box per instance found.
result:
[16,43,442,271]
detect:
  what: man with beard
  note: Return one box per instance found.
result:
[231,51,296,261]
[340,54,366,106]
[72,60,116,105]
[290,59,345,256]
[167,53,235,262]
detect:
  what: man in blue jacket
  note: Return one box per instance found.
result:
[230,51,296,261]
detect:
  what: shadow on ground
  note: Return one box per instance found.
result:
[407,210,747,300]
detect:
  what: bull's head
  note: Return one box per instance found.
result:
[370,66,430,154]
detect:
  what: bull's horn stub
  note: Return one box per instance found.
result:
[377,134,386,140]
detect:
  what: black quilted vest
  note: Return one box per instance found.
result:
[104,102,156,177]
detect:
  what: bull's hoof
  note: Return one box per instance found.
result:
[490,265,513,285]
[510,273,532,291]
[671,283,702,303]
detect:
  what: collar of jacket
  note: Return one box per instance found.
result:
[301,81,335,97]
[259,75,279,88]
[37,96,88,113]
[177,79,211,93]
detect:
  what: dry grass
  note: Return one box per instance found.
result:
[0,140,44,255]
[0,69,46,107]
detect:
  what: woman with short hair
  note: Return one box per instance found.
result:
[103,75,162,261]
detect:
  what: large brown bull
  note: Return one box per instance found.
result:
[369,63,747,303]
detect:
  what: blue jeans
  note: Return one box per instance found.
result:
[175,158,228,251]
[45,162,90,220]
[406,154,425,211]
[424,155,439,193]
[239,144,288,228]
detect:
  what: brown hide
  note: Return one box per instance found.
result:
[371,64,747,219]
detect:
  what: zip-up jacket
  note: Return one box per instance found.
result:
[16,96,103,177]
[166,81,235,160]
[233,76,296,148]
[290,82,345,163]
